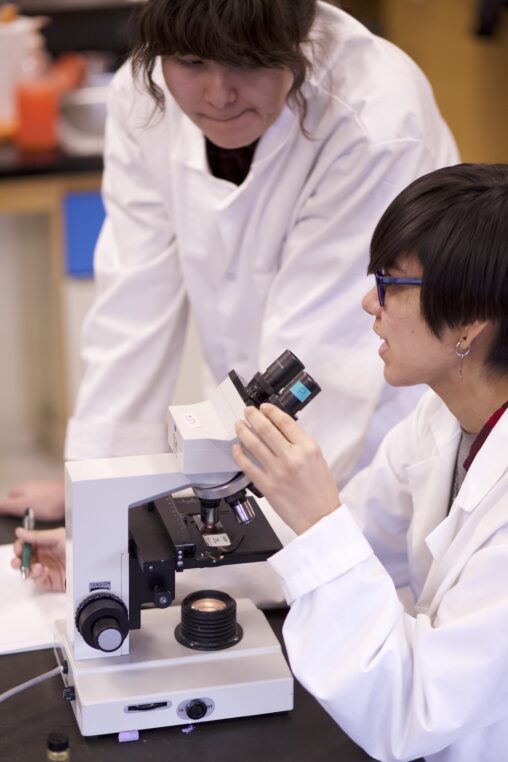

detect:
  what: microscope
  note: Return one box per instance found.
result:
[54,351,320,736]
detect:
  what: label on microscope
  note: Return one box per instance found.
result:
[203,533,231,547]
[183,412,201,428]
[89,580,111,591]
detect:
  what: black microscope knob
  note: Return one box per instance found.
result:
[153,586,172,608]
[76,594,129,652]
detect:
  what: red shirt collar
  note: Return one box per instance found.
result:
[463,401,508,471]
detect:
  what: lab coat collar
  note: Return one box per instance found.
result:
[416,407,508,613]
[415,399,508,517]
[454,408,508,513]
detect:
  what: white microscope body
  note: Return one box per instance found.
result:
[55,354,320,736]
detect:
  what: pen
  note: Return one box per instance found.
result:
[20,507,35,581]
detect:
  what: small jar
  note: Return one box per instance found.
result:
[46,732,70,762]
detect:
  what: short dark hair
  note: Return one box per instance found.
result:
[131,0,316,128]
[368,163,508,372]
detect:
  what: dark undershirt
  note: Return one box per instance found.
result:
[205,137,259,186]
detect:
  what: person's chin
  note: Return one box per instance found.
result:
[383,363,404,387]
[384,367,416,388]
[201,113,262,148]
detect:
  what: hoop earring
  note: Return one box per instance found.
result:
[455,340,471,380]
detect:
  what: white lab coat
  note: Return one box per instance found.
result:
[65,3,459,484]
[269,391,508,762]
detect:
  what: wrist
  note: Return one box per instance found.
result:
[293,501,341,536]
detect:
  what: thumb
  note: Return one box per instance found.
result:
[14,527,50,545]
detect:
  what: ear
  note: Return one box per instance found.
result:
[458,320,492,349]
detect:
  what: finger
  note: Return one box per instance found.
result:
[232,442,266,485]
[243,405,294,454]
[30,563,45,579]
[13,538,23,557]
[11,557,21,570]
[235,419,275,467]
[15,527,62,547]
[29,564,53,591]
[259,402,311,446]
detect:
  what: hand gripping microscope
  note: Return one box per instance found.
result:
[54,351,320,736]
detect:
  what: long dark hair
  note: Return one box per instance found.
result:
[131,0,317,129]
[369,163,508,372]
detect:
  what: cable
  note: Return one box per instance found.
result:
[0,664,65,704]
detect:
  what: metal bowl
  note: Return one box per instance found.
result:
[59,85,108,155]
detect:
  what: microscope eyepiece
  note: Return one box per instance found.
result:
[230,350,320,419]
[268,370,321,419]
[248,350,304,399]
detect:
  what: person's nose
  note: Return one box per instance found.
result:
[362,285,381,317]
[204,64,237,109]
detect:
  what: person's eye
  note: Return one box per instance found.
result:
[176,57,205,68]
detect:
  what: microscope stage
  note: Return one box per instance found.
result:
[54,599,293,736]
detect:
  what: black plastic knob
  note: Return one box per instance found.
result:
[153,586,172,608]
[76,594,129,652]
[186,699,208,720]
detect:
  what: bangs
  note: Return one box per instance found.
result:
[131,0,316,130]
[137,0,312,69]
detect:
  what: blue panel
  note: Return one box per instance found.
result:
[63,191,105,277]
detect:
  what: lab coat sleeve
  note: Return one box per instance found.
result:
[65,71,188,460]
[268,439,508,760]
[257,136,455,484]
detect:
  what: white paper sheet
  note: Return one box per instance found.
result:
[0,544,65,655]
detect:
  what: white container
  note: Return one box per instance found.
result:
[0,16,40,127]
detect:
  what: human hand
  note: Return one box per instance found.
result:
[11,526,66,592]
[0,479,65,520]
[233,403,340,535]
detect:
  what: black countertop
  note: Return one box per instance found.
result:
[0,621,374,762]
[0,143,102,180]
[0,514,374,762]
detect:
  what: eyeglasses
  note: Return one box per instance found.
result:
[375,270,423,307]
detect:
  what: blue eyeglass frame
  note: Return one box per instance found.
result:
[375,270,423,307]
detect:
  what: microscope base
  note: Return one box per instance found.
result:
[54,599,293,736]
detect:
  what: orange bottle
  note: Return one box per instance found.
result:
[16,77,58,150]
[15,53,85,151]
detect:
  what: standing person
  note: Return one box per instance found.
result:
[0,0,458,520]
[233,163,508,761]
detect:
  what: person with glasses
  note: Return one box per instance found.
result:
[233,163,508,761]
[374,270,424,308]
[1,0,458,522]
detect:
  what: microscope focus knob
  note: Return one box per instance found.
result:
[93,616,125,652]
[76,594,129,653]
[153,586,172,609]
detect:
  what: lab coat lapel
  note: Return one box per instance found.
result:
[404,407,460,590]
[454,410,508,514]
[416,410,508,614]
